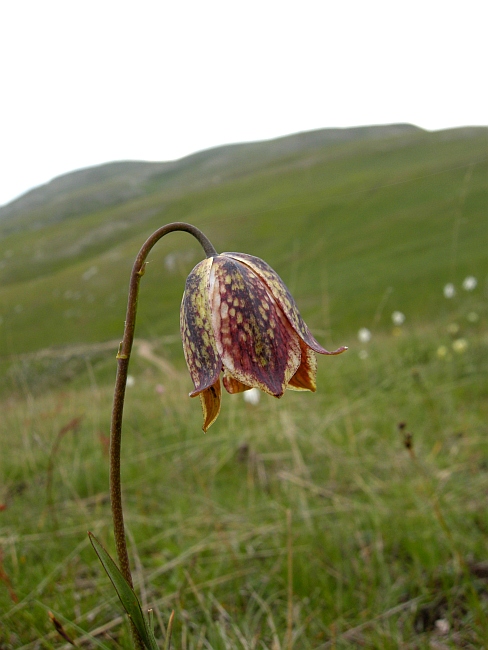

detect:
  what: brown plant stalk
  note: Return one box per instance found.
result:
[109,223,217,647]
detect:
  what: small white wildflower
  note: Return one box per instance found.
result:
[467,311,479,323]
[436,346,448,359]
[452,338,468,354]
[243,388,260,405]
[462,276,477,291]
[126,375,136,387]
[391,311,405,326]
[443,283,456,298]
[358,327,371,343]
[358,349,369,360]
[435,618,450,635]
[447,323,460,335]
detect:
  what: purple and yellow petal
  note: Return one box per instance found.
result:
[288,342,317,392]
[222,370,252,394]
[209,256,301,397]
[180,258,222,395]
[223,252,347,356]
[198,379,222,432]
[181,247,347,431]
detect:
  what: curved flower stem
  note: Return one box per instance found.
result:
[109,222,217,647]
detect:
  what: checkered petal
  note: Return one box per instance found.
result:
[209,256,301,397]
[180,258,222,396]
[288,341,318,392]
[223,252,347,356]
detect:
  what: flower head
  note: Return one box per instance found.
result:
[358,327,371,343]
[462,276,477,291]
[181,252,347,430]
[436,345,448,359]
[243,388,261,405]
[443,283,456,298]
[452,338,468,354]
[391,311,405,326]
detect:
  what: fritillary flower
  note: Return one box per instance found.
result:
[181,252,347,430]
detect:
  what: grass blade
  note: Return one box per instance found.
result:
[88,532,158,650]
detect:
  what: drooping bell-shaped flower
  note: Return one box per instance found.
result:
[181,252,347,431]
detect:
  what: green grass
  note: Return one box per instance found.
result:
[0,126,487,357]
[1,316,487,648]
[0,125,488,647]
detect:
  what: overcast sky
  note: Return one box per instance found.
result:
[0,0,486,207]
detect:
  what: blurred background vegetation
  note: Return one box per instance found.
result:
[0,124,487,648]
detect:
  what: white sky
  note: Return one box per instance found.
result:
[0,0,486,207]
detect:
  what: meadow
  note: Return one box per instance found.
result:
[0,125,487,648]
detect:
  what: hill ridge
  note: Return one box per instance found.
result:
[0,124,423,223]
[0,122,486,358]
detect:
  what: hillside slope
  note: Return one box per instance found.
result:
[0,124,487,358]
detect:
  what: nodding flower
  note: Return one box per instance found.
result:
[180,252,347,431]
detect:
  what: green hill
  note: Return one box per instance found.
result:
[1,124,488,647]
[0,124,487,359]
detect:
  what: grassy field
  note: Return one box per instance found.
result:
[0,125,487,648]
[1,126,487,358]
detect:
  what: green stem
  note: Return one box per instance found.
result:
[109,222,217,647]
